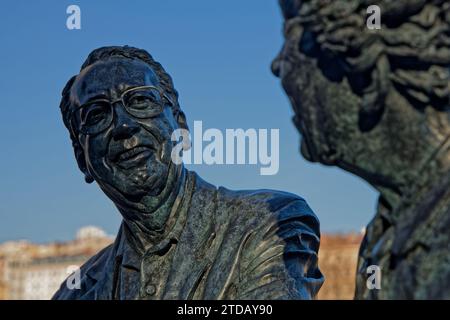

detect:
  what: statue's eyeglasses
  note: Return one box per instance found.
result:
[70,85,173,135]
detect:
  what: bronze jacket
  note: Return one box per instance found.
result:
[355,173,450,299]
[53,171,323,300]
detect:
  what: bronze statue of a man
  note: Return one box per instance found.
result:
[272,0,450,299]
[53,46,323,300]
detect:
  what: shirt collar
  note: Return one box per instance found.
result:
[117,170,196,271]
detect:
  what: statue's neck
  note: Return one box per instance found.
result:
[379,134,450,216]
[119,166,188,253]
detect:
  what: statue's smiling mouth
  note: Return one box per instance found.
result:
[113,145,155,169]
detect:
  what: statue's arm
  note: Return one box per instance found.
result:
[235,197,324,299]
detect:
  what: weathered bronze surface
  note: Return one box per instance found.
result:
[53,46,324,300]
[273,0,450,299]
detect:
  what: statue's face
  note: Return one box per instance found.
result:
[271,4,437,193]
[273,1,450,200]
[272,17,364,167]
[70,58,180,201]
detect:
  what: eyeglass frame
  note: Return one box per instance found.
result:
[69,85,174,136]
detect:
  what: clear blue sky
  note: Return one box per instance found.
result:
[0,1,377,243]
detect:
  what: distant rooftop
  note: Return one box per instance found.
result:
[75,226,108,240]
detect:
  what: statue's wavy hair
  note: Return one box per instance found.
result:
[59,45,181,160]
[280,0,450,130]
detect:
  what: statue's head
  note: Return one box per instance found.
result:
[60,46,188,211]
[272,0,450,196]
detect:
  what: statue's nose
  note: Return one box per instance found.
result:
[112,106,139,141]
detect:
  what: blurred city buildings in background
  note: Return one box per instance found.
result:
[0,226,113,299]
[0,227,362,300]
[317,233,363,299]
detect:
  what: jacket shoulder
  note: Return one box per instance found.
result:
[218,187,319,230]
[216,188,323,298]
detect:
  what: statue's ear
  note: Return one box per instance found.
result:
[175,110,189,131]
[73,142,94,184]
